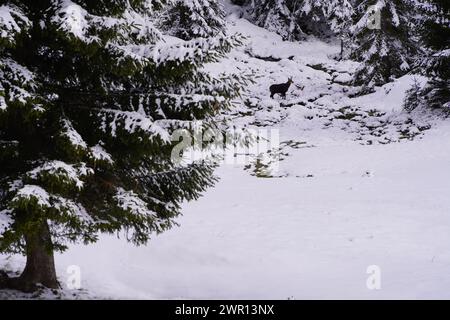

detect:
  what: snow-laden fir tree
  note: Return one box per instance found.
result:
[0,0,242,291]
[293,0,355,54]
[405,0,449,111]
[238,0,355,41]
[326,0,355,33]
[244,0,317,41]
[326,0,355,59]
[294,0,331,36]
[161,0,226,40]
[243,0,331,40]
[350,0,419,89]
[246,0,304,41]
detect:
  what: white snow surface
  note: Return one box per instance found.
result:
[1,4,450,299]
[51,121,450,299]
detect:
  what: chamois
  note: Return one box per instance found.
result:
[270,77,293,99]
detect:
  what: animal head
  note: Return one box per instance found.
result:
[287,77,293,84]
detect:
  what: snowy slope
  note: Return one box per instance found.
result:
[57,124,450,300]
[1,2,450,299]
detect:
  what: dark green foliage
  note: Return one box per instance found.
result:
[351,0,420,88]
[417,0,449,79]
[404,0,449,112]
[420,79,450,110]
[231,0,247,5]
[248,0,304,41]
[160,0,226,40]
[0,1,242,256]
[244,0,354,41]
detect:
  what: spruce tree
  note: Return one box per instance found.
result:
[406,0,449,111]
[326,0,355,33]
[243,0,354,41]
[295,0,330,36]
[295,0,355,54]
[350,0,419,88]
[326,0,355,59]
[245,0,329,40]
[161,0,226,40]
[247,0,305,41]
[0,0,241,291]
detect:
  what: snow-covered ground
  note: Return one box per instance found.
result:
[1,4,450,299]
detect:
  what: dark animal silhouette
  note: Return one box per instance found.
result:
[270,77,293,99]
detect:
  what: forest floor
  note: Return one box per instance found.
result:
[1,3,450,299]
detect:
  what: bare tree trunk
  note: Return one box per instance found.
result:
[0,220,59,292]
[20,220,59,291]
[339,25,345,61]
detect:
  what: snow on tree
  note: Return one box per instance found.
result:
[295,0,331,36]
[325,0,355,58]
[405,0,449,111]
[245,0,333,40]
[161,0,227,40]
[0,0,243,292]
[326,0,355,33]
[239,0,355,41]
[244,0,305,41]
[350,0,420,89]
[290,0,355,54]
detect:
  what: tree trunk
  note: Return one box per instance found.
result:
[0,220,60,292]
[18,220,59,291]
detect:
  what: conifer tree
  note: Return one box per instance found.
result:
[247,0,304,41]
[326,0,355,33]
[405,0,449,111]
[0,0,241,291]
[241,0,355,41]
[326,0,355,59]
[161,0,226,40]
[294,0,355,54]
[350,0,419,88]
